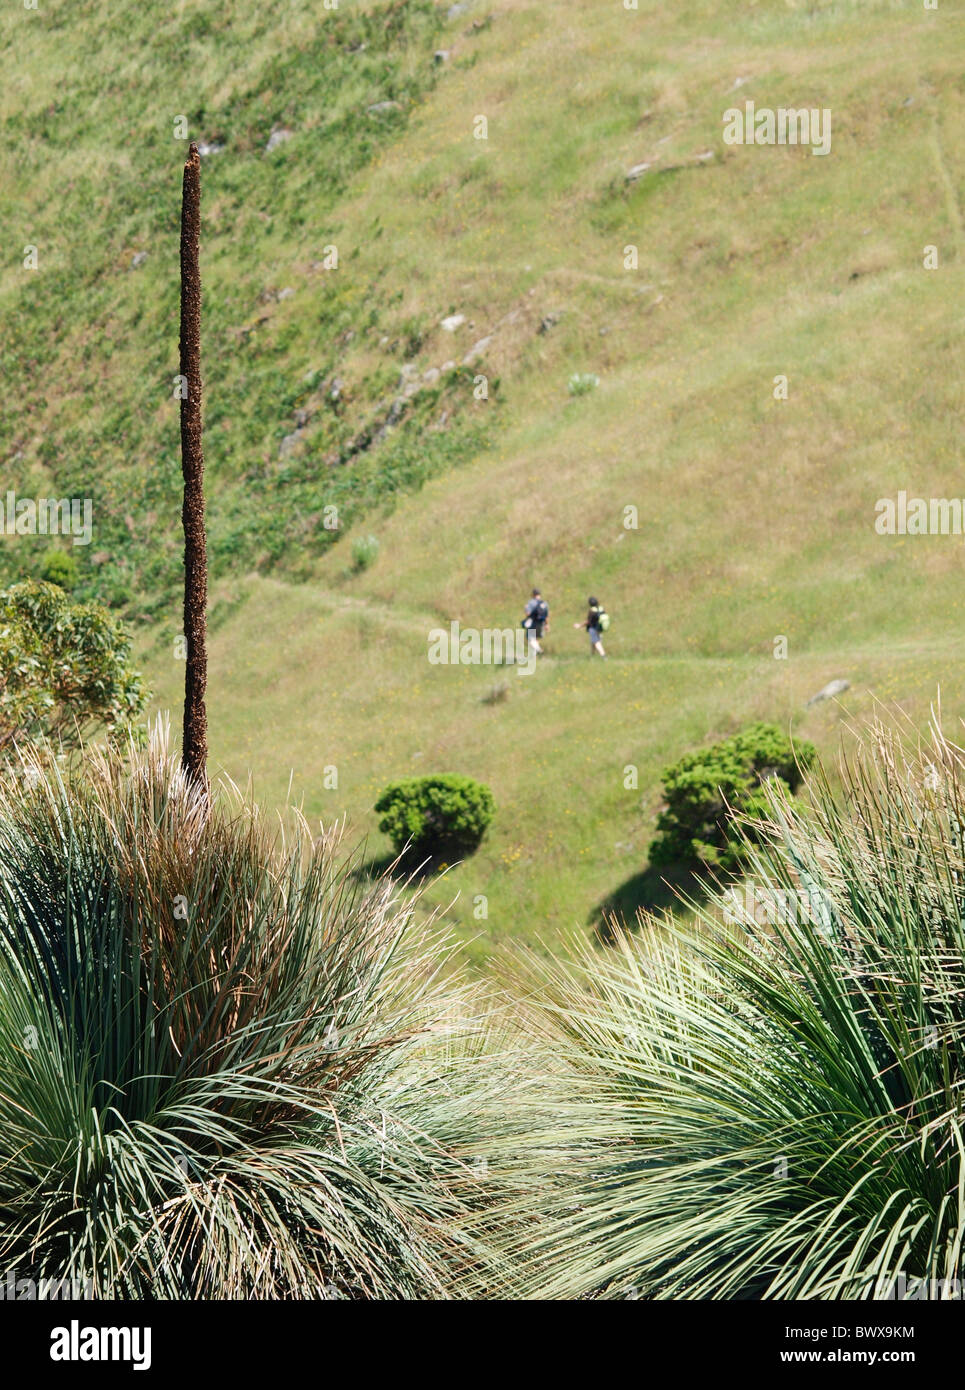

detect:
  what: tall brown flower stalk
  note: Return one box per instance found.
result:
[178,141,208,786]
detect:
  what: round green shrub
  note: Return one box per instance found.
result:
[38,549,79,591]
[649,721,816,872]
[375,774,495,859]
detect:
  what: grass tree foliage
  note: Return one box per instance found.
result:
[482,719,965,1300]
[0,729,529,1298]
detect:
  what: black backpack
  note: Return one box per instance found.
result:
[533,600,549,625]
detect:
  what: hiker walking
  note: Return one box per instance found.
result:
[575,595,608,657]
[522,588,549,656]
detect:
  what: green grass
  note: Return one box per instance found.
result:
[0,0,469,612]
[4,0,965,958]
[143,572,965,963]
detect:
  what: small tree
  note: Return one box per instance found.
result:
[375,775,495,860]
[649,722,816,872]
[0,580,146,754]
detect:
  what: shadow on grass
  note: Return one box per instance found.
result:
[590,862,716,943]
[348,847,465,888]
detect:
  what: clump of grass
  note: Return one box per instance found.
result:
[350,533,380,571]
[482,680,510,705]
[567,372,599,397]
[0,724,532,1298]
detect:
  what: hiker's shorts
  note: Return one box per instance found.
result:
[587,626,601,645]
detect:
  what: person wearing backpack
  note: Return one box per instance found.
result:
[522,588,549,656]
[574,595,608,657]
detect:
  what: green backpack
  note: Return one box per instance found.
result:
[597,607,611,633]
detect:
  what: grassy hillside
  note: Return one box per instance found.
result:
[4,0,964,959]
[1,0,488,611]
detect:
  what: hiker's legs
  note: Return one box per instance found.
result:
[593,639,606,657]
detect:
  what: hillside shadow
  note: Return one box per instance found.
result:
[591,863,715,943]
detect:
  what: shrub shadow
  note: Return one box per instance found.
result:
[348,847,464,887]
[590,863,716,943]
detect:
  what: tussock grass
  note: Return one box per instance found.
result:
[0,724,536,1298]
[476,716,965,1299]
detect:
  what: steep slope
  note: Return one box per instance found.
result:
[1,0,483,611]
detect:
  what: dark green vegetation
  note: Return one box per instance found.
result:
[649,721,815,873]
[375,772,495,859]
[0,581,145,752]
[38,549,79,591]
